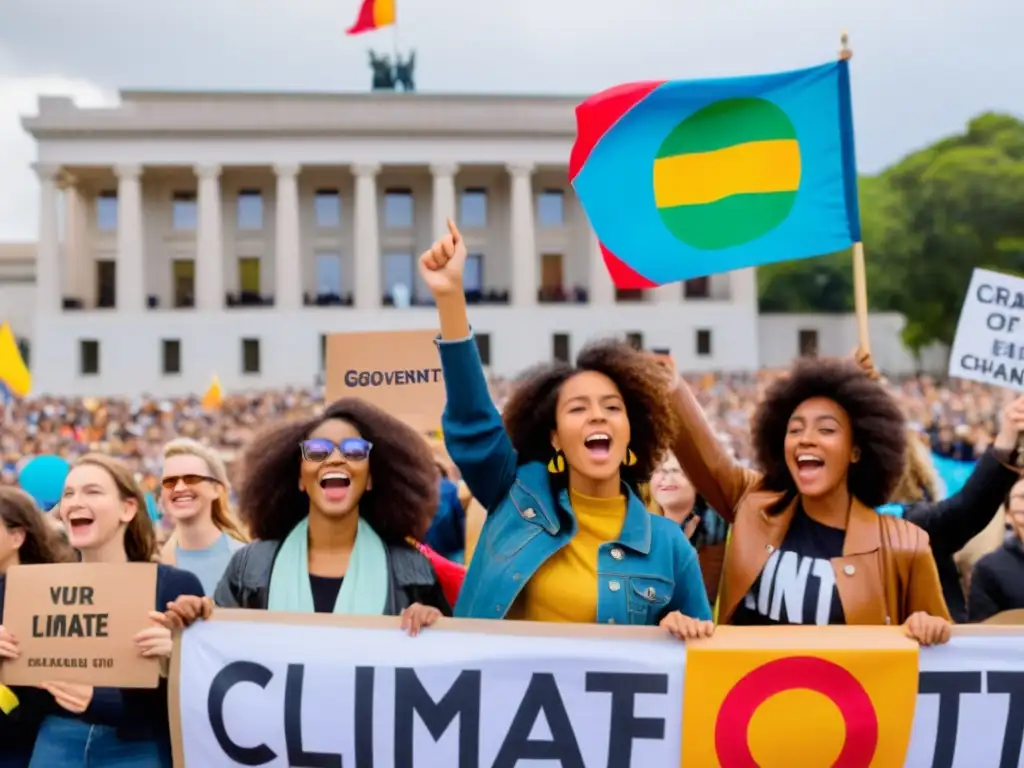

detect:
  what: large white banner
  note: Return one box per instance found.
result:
[175,615,686,767]
[174,616,1024,767]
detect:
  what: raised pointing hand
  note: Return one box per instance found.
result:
[418,218,466,297]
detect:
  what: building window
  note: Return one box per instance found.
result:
[696,329,712,357]
[383,252,414,305]
[320,334,328,372]
[684,277,710,299]
[459,188,487,227]
[315,251,342,297]
[552,333,570,363]
[616,288,644,303]
[384,188,414,228]
[475,333,491,366]
[79,340,99,376]
[799,329,819,357]
[625,332,643,350]
[96,191,117,231]
[172,192,198,230]
[242,338,261,374]
[96,260,116,308]
[237,189,263,230]
[537,189,565,227]
[16,338,30,369]
[162,339,181,375]
[237,257,261,295]
[172,259,195,308]
[314,189,341,228]
[465,254,483,293]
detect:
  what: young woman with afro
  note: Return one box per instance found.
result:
[416,219,712,641]
[668,355,952,645]
[160,398,451,635]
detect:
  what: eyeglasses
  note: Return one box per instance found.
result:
[300,438,373,463]
[160,474,220,490]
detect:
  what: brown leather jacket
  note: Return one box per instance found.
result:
[670,383,952,626]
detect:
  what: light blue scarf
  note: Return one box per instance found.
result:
[267,516,389,614]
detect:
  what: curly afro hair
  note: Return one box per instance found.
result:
[501,338,678,492]
[238,397,439,543]
[751,356,907,509]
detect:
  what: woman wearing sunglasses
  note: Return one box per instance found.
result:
[161,398,451,634]
[158,438,248,596]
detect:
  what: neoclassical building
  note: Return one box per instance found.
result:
[21,89,763,396]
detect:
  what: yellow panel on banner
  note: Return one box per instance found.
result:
[682,626,918,767]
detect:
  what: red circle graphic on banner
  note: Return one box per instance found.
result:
[713,655,879,768]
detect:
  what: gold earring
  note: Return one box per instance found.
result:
[623,448,637,467]
[548,451,566,474]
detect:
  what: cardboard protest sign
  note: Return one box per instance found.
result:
[0,562,160,688]
[949,268,1024,390]
[325,330,445,433]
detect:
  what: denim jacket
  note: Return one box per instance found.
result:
[437,335,712,625]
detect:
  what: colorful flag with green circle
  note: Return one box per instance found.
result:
[569,61,862,289]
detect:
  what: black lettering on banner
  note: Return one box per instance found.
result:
[208,661,277,765]
[991,340,1024,361]
[285,664,342,768]
[585,672,668,768]
[958,355,1024,388]
[32,585,108,638]
[354,667,374,768]
[917,671,982,768]
[988,672,1024,768]
[977,283,1024,310]
[393,668,481,768]
[492,673,584,768]
[343,368,442,388]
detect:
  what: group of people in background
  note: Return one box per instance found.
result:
[1,220,1023,767]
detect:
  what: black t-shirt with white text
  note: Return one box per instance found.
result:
[730,505,846,626]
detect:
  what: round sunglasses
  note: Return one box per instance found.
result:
[300,437,373,463]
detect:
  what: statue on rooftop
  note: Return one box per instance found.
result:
[394,51,416,92]
[369,50,395,90]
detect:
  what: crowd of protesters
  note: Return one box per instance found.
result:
[1,222,1023,766]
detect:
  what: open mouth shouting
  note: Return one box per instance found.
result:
[794,453,826,485]
[65,511,95,536]
[319,471,352,503]
[584,432,613,461]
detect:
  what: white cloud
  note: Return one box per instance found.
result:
[0,77,116,240]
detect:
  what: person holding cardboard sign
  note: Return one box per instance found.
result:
[418,219,712,639]
[162,397,451,634]
[667,355,953,645]
[0,487,76,768]
[4,454,204,768]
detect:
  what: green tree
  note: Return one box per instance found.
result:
[758,112,1024,353]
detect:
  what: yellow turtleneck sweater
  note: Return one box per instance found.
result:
[509,489,627,623]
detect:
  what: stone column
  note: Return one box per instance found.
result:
[587,230,616,306]
[34,163,61,313]
[62,179,89,304]
[430,163,458,236]
[353,164,381,310]
[274,163,302,310]
[507,163,537,307]
[195,164,224,311]
[114,163,145,312]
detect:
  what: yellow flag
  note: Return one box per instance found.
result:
[201,374,223,410]
[0,322,31,398]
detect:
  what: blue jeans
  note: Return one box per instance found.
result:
[29,716,171,768]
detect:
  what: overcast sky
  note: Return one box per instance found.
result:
[0,0,1020,240]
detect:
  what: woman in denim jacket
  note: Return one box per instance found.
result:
[418,220,712,639]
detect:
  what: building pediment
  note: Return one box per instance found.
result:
[22,91,583,140]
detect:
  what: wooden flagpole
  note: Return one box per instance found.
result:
[840,32,872,354]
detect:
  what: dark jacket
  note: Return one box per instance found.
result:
[968,538,1024,623]
[214,539,452,615]
[0,564,203,764]
[899,448,1020,623]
